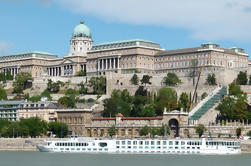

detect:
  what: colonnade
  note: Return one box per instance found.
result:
[2,67,19,77]
[47,67,62,76]
[98,57,120,71]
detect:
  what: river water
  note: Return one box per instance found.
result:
[0,152,251,166]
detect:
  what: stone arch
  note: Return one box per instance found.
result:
[168,118,179,137]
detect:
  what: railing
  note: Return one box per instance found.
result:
[189,86,227,123]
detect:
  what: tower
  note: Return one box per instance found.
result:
[68,20,93,57]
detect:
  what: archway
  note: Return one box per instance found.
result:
[168,119,179,137]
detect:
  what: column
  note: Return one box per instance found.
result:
[105,59,108,70]
[118,57,120,69]
[109,58,112,69]
[98,60,100,71]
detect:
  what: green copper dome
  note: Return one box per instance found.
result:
[72,21,92,38]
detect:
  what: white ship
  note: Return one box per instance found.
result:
[37,136,241,155]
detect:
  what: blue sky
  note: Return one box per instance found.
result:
[0,0,251,59]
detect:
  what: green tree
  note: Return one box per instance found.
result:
[163,73,181,86]
[216,96,236,120]
[130,74,139,85]
[139,125,150,136]
[59,96,76,108]
[65,88,79,97]
[159,124,170,136]
[5,70,13,80]
[236,127,242,138]
[28,95,41,102]
[78,82,88,95]
[139,105,156,117]
[0,72,6,82]
[76,70,86,76]
[0,119,9,136]
[48,122,68,138]
[40,89,52,101]
[236,71,248,85]
[178,92,190,112]
[108,125,116,138]
[19,117,47,137]
[229,82,244,97]
[201,92,208,100]
[140,75,152,86]
[155,88,178,115]
[47,79,61,93]
[234,99,248,120]
[206,73,217,85]
[195,124,206,138]
[0,88,7,100]
[103,89,133,117]
[13,72,33,94]
[135,86,148,96]
[88,76,106,95]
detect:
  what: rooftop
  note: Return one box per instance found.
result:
[91,39,162,51]
[0,51,58,61]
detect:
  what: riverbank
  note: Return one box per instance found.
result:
[1,138,251,153]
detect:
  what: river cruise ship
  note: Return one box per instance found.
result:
[37,137,241,154]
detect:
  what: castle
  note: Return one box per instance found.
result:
[0,20,249,78]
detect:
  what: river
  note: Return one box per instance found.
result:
[0,152,251,166]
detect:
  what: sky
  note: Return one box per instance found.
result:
[0,0,251,59]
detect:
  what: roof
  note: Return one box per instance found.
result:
[72,21,92,38]
[155,47,201,56]
[0,51,58,61]
[0,100,24,105]
[91,39,162,51]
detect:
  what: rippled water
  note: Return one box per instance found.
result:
[0,152,251,166]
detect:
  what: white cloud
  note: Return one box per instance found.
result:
[0,42,12,56]
[54,0,251,41]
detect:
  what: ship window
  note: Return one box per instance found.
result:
[128,146,131,149]
[122,141,126,145]
[139,146,143,149]
[163,141,167,145]
[133,146,137,149]
[145,141,149,145]
[151,146,155,149]
[127,141,131,145]
[157,141,160,145]
[139,141,143,145]
[145,146,149,149]
[175,147,178,149]
[151,141,155,145]
[192,147,195,149]
[122,146,125,149]
[116,141,120,145]
[181,147,185,149]
[169,141,173,145]
[187,147,190,149]
[181,141,185,145]
[99,142,107,147]
[133,141,137,145]
[116,146,119,149]
[175,141,179,145]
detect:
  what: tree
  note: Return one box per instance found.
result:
[47,79,61,93]
[159,124,170,136]
[88,76,106,95]
[195,124,206,138]
[48,122,68,138]
[0,88,7,100]
[155,88,178,115]
[59,96,76,108]
[108,125,116,138]
[76,70,86,77]
[139,105,156,117]
[78,82,88,95]
[236,71,248,85]
[40,89,52,101]
[139,125,150,136]
[0,72,6,82]
[236,127,242,138]
[65,88,79,97]
[103,89,133,117]
[189,59,199,86]
[13,72,33,94]
[163,73,181,86]
[28,95,41,102]
[140,75,152,86]
[178,92,190,112]
[135,86,148,96]
[130,74,139,85]
[216,96,236,120]
[229,82,244,97]
[234,99,248,120]
[5,70,13,80]
[206,73,217,85]
[201,92,208,100]
[19,117,47,137]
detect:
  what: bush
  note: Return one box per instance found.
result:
[87,98,95,103]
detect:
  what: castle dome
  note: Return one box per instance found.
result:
[72,20,92,38]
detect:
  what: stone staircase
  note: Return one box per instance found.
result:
[189,86,227,125]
